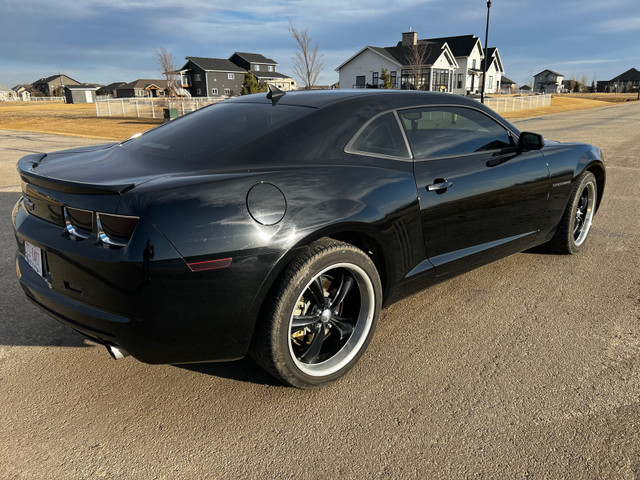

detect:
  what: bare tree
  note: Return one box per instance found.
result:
[154,47,179,97]
[406,43,427,90]
[288,20,324,89]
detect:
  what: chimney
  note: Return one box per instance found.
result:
[402,28,418,46]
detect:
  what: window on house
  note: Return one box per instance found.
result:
[472,59,477,69]
[254,65,260,71]
[228,73,235,80]
[224,88,230,95]
[391,71,397,89]
[194,74,202,82]
[398,106,513,159]
[431,69,449,92]
[488,76,494,89]
[196,88,202,95]
[212,88,218,95]
[457,74,463,89]
[268,66,273,72]
[355,76,365,88]
[372,72,379,87]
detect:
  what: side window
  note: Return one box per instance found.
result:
[347,112,409,158]
[398,107,513,158]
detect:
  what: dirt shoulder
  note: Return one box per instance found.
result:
[0,94,637,140]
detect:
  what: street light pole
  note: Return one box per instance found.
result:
[481,0,492,104]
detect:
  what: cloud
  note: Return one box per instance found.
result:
[597,17,640,33]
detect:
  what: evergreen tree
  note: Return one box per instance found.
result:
[241,72,267,95]
[380,68,393,89]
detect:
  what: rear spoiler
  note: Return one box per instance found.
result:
[18,154,134,195]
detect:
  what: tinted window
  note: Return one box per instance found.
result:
[122,103,312,162]
[348,112,409,158]
[398,107,513,159]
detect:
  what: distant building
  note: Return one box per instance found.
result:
[336,30,459,92]
[97,82,127,98]
[64,85,99,104]
[179,52,297,97]
[0,83,14,100]
[116,79,169,98]
[32,74,81,96]
[480,47,505,94]
[12,84,31,100]
[229,52,297,91]
[533,69,564,93]
[607,68,640,93]
[500,76,516,93]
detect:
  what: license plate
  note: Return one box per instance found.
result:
[25,241,44,277]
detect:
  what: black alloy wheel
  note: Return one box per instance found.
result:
[250,239,382,388]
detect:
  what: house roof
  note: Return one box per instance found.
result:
[252,71,294,80]
[183,57,246,73]
[0,83,11,92]
[501,76,515,85]
[98,82,127,91]
[610,67,640,82]
[118,79,169,90]
[534,69,564,77]
[231,52,277,65]
[416,35,481,58]
[65,85,99,90]
[480,47,503,73]
[336,41,457,71]
[12,84,31,91]
[33,74,81,85]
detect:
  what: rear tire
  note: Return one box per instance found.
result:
[548,171,597,254]
[250,239,382,389]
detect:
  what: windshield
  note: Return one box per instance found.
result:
[122,102,314,162]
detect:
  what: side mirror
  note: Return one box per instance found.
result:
[518,132,544,152]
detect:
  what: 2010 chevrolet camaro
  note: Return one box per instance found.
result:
[13,89,604,388]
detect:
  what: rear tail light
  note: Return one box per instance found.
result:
[96,213,139,247]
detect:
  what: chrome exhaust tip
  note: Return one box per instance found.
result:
[107,344,129,360]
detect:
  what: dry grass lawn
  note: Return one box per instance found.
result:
[0,93,637,140]
[0,102,161,141]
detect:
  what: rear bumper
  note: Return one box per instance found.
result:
[13,199,279,364]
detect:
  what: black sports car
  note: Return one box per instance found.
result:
[13,89,604,388]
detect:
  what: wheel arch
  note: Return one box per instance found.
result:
[584,162,605,212]
[245,225,392,346]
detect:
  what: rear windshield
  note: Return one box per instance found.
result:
[122,102,313,162]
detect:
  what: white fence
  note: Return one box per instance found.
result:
[484,94,552,114]
[95,97,225,119]
[0,96,64,102]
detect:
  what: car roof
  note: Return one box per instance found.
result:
[225,89,520,135]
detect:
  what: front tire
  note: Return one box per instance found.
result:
[549,171,597,254]
[250,239,382,388]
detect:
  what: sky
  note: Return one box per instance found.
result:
[1,0,639,89]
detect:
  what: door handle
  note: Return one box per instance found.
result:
[427,180,454,192]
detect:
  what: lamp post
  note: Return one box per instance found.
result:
[480,0,492,104]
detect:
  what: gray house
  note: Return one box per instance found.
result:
[32,74,81,96]
[229,52,297,91]
[533,69,564,93]
[179,57,246,97]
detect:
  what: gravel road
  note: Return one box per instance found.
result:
[1,102,639,479]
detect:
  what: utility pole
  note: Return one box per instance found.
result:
[480,0,492,104]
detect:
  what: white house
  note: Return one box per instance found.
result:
[480,47,505,94]
[336,30,459,92]
[425,34,486,95]
[533,69,565,93]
